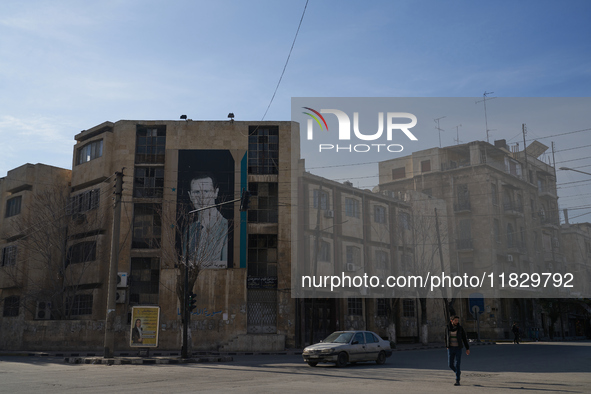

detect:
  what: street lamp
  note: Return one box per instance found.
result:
[559,167,591,177]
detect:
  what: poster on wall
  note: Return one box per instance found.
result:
[130,306,160,348]
[177,150,235,269]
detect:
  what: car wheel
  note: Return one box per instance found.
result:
[376,351,386,365]
[307,361,318,367]
[336,352,348,368]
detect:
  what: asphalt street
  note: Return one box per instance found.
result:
[1,342,590,393]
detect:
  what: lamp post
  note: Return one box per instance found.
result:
[559,167,591,177]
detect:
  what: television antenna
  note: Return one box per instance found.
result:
[453,124,462,145]
[475,91,496,143]
[434,116,446,148]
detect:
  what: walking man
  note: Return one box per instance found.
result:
[445,315,470,386]
[512,323,520,344]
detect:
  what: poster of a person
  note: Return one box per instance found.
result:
[131,319,143,344]
[186,173,229,269]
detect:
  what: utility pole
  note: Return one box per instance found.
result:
[182,213,191,359]
[434,208,449,321]
[104,170,124,358]
[522,124,529,182]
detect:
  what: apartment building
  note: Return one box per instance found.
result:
[377,139,565,339]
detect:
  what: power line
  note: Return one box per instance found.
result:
[261,0,309,121]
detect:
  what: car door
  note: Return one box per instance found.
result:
[363,332,380,360]
[348,332,366,362]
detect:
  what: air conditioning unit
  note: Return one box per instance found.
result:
[35,301,52,320]
[324,210,334,218]
[507,254,514,262]
[117,272,128,288]
[346,263,356,272]
[116,290,126,304]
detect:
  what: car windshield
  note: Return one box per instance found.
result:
[322,332,354,344]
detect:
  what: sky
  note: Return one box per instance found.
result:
[1,0,590,221]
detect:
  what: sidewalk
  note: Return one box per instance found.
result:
[0,340,497,365]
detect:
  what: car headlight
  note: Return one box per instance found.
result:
[321,348,335,353]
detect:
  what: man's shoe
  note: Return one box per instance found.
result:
[454,380,460,386]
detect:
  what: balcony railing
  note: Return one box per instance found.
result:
[503,202,524,213]
[454,201,471,212]
[456,238,473,250]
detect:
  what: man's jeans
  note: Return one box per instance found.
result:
[448,347,462,381]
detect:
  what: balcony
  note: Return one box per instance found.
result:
[503,202,524,216]
[454,200,471,212]
[541,217,560,228]
[456,238,473,250]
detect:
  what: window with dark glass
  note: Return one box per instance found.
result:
[399,212,411,231]
[346,245,361,266]
[248,234,278,277]
[507,223,515,248]
[135,126,166,164]
[348,298,362,316]
[403,299,415,317]
[392,167,405,180]
[313,189,329,210]
[491,183,498,206]
[133,167,164,198]
[377,299,388,317]
[132,204,161,249]
[248,126,278,175]
[5,196,22,217]
[318,240,330,262]
[77,140,103,165]
[248,182,278,223]
[421,160,431,172]
[374,205,386,224]
[345,198,360,218]
[129,257,160,304]
[66,241,96,266]
[1,245,17,266]
[3,295,20,317]
[69,189,100,215]
[375,250,388,270]
[68,294,93,315]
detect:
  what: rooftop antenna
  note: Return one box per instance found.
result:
[453,124,462,145]
[475,91,496,143]
[434,116,446,148]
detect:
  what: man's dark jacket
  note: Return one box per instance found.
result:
[445,322,470,350]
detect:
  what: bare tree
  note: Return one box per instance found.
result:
[2,185,104,319]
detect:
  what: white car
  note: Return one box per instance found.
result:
[302,330,393,367]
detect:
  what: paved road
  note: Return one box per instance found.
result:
[1,342,590,393]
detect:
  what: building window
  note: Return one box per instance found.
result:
[248,182,278,223]
[133,167,164,198]
[493,219,500,243]
[377,299,388,317]
[69,189,100,215]
[5,196,22,218]
[491,183,498,206]
[403,299,415,317]
[318,240,331,262]
[3,295,20,317]
[1,245,17,267]
[248,234,278,277]
[76,140,103,165]
[66,241,96,266]
[348,298,362,316]
[345,198,360,218]
[129,257,160,304]
[135,126,166,164]
[375,250,388,270]
[456,184,470,210]
[346,245,361,267]
[313,189,329,210]
[507,223,515,248]
[374,205,386,224]
[248,126,278,175]
[399,212,411,231]
[132,204,161,249]
[392,167,405,180]
[68,294,93,316]
[421,160,431,172]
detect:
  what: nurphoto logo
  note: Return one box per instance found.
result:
[302,107,418,153]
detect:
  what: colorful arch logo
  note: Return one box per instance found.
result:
[302,107,329,132]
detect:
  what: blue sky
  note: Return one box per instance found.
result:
[1,0,590,219]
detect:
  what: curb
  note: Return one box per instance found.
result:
[64,356,234,365]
